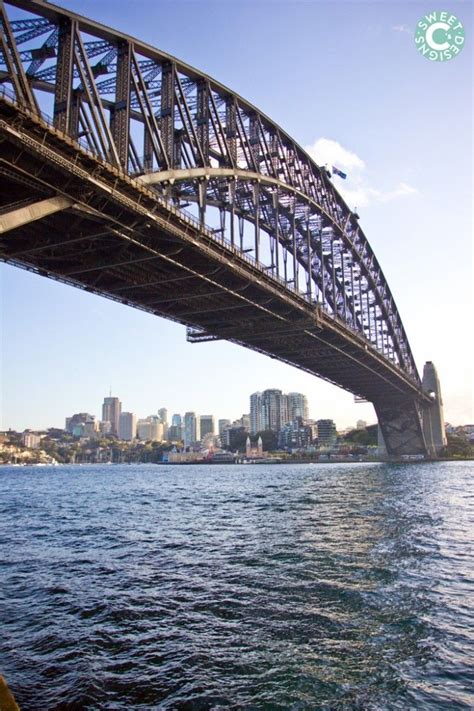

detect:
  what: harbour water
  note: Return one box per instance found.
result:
[0,461,472,709]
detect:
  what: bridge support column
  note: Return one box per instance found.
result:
[377,425,387,458]
[421,361,447,456]
[374,398,427,457]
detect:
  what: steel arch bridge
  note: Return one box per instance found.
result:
[0,0,443,456]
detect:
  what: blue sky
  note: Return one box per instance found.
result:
[1,0,472,431]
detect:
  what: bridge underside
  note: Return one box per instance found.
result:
[0,98,431,456]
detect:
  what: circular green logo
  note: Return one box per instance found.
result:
[415,10,465,61]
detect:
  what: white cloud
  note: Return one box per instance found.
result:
[304,137,419,209]
[305,137,365,171]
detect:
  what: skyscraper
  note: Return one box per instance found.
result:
[118,412,137,441]
[158,408,168,439]
[287,392,309,422]
[102,396,121,435]
[261,389,287,432]
[158,408,168,424]
[200,415,215,438]
[250,392,263,434]
[183,412,200,447]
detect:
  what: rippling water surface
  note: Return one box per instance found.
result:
[0,462,473,709]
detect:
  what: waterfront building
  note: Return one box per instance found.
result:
[226,426,247,451]
[183,412,200,447]
[118,412,137,441]
[22,432,41,449]
[83,417,99,437]
[65,413,95,434]
[316,419,337,448]
[245,436,263,458]
[102,396,122,435]
[165,450,207,463]
[279,417,313,450]
[218,419,231,437]
[287,393,309,421]
[136,416,163,442]
[200,415,215,438]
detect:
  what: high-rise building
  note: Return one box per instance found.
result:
[218,419,231,437]
[262,389,287,432]
[65,413,95,434]
[137,419,151,441]
[137,416,163,442]
[167,424,182,441]
[241,414,251,432]
[287,393,309,421]
[158,408,168,438]
[250,392,263,434]
[251,389,309,434]
[158,408,168,424]
[316,419,337,448]
[99,420,112,434]
[102,396,122,435]
[118,412,137,441]
[183,412,200,447]
[171,414,182,427]
[200,415,215,438]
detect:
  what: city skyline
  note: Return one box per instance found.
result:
[1,0,472,432]
[11,387,365,439]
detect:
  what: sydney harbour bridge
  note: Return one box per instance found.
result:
[0,0,446,457]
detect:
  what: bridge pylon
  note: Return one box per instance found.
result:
[421,361,447,456]
[376,360,446,458]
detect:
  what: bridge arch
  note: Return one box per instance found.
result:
[0,0,444,456]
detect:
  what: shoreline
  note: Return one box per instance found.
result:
[1,457,472,467]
